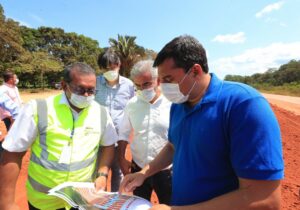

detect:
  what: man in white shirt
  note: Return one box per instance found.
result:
[0,90,19,151]
[0,71,22,131]
[118,60,172,204]
[0,63,118,210]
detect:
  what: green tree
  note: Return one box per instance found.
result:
[0,4,24,72]
[109,34,145,77]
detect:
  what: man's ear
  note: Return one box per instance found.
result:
[192,64,203,78]
[61,81,67,91]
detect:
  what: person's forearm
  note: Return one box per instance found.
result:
[117,140,128,161]
[0,151,25,208]
[141,142,174,178]
[97,145,115,174]
[171,180,281,210]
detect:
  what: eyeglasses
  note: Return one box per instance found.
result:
[68,83,96,95]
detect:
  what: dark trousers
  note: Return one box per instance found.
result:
[3,117,12,131]
[131,161,172,204]
[28,202,78,210]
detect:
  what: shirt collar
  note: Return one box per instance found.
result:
[4,82,15,88]
[200,73,223,104]
[60,92,71,107]
[60,92,83,119]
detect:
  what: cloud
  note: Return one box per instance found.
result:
[212,32,246,44]
[210,42,300,79]
[29,13,44,23]
[255,1,284,18]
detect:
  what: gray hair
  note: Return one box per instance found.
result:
[130,60,158,80]
[63,62,95,83]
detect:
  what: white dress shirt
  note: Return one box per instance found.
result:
[118,94,171,168]
[3,93,117,152]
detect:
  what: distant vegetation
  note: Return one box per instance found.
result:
[1,4,299,96]
[224,60,300,97]
[0,4,155,89]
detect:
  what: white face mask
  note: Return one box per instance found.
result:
[137,87,157,102]
[69,93,95,109]
[103,70,119,81]
[15,78,19,85]
[161,69,195,104]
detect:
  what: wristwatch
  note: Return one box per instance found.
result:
[97,172,108,178]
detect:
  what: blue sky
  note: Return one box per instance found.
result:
[1,0,300,78]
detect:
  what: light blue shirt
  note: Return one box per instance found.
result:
[95,75,134,133]
[0,91,19,119]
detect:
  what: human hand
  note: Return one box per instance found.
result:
[149,204,171,210]
[119,172,146,193]
[119,158,131,175]
[94,176,107,192]
[0,202,21,210]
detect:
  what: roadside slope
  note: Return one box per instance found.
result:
[263,93,300,115]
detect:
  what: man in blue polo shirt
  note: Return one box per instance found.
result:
[120,35,284,210]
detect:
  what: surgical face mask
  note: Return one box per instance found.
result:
[137,87,157,102]
[103,70,119,81]
[14,78,19,85]
[161,69,195,104]
[69,93,95,109]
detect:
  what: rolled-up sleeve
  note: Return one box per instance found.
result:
[118,108,132,142]
[101,107,118,146]
[2,100,38,152]
[0,93,19,119]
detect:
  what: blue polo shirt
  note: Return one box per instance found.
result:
[169,73,284,205]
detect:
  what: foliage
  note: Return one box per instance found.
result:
[0,5,24,71]
[224,60,300,96]
[1,4,161,88]
[109,34,146,77]
[0,4,104,88]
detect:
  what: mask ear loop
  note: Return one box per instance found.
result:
[178,67,193,85]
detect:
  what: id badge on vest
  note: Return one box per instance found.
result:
[59,145,72,164]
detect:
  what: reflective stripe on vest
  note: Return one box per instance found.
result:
[36,99,49,160]
[28,175,51,194]
[30,151,97,171]
[29,98,98,193]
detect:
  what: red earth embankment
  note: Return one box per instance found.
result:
[1,103,299,209]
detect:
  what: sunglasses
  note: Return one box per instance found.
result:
[68,83,96,95]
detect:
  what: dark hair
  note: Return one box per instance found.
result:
[63,62,95,83]
[97,48,121,69]
[154,35,209,73]
[3,71,14,82]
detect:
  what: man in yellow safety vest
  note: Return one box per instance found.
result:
[0,62,118,210]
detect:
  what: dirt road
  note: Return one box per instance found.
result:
[1,91,299,209]
[263,93,300,115]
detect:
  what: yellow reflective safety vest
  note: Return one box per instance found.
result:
[26,94,109,209]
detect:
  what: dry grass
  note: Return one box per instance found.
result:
[20,89,61,102]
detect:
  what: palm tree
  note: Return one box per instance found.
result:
[109,34,144,77]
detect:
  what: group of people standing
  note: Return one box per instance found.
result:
[0,35,283,210]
